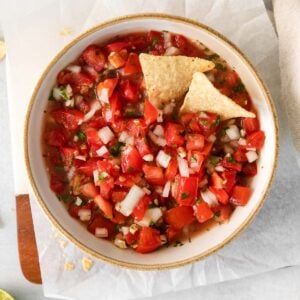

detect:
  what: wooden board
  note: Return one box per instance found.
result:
[16,194,42,284]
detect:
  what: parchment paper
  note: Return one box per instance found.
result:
[1,0,300,299]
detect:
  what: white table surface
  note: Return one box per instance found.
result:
[0,11,300,300]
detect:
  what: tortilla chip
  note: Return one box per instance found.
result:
[139,53,215,109]
[180,72,255,120]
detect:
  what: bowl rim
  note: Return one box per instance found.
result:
[24,13,279,270]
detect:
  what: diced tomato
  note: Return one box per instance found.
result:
[51,108,84,131]
[121,146,143,173]
[166,227,180,242]
[132,195,151,221]
[125,118,148,138]
[87,111,106,129]
[180,112,195,126]
[221,171,236,194]
[188,151,204,173]
[186,134,205,150]
[97,160,114,175]
[147,31,164,54]
[209,187,229,205]
[123,53,141,75]
[80,182,98,198]
[136,227,161,253]
[231,92,251,110]
[164,206,195,230]
[194,200,214,223]
[111,189,127,202]
[61,147,77,167]
[103,92,122,123]
[124,231,139,245]
[230,186,251,206]
[87,214,115,237]
[233,149,248,162]
[218,86,232,97]
[144,99,158,125]
[96,78,119,103]
[200,142,213,157]
[106,42,130,53]
[135,138,152,158]
[120,79,139,103]
[210,172,224,189]
[111,209,127,224]
[242,162,257,177]
[94,195,113,219]
[176,176,199,206]
[221,158,242,172]
[45,129,66,147]
[164,122,185,147]
[82,45,106,72]
[77,100,90,114]
[225,71,239,87]
[242,117,259,134]
[212,204,232,223]
[115,173,142,188]
[143,164,165,186]
[165,158,178,181]
[85,127,102,146]
[50,175,65,193]
[246,131,265,150]
[78,159,98,176]
[198,112,219,135]
[99,176,114,198]
[172,34,188,52]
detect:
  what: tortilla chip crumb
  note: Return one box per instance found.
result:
[81,257,94,272]
[0,40,6,60]
[64,262,75,271]
[58,239,68,249]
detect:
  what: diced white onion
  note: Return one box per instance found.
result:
[215,165,225,172]
[136,208,162,227]
[149,131,167,147]
[199,112,208,118]
[171,181,178,198]
[246,147,256,151]
[66,65,81,73]
[73,135,79,142]
[246,150,258,163]
[129,224,139,234]
[75,197,83,206]
[163,31,172,48]
[119,131,129,143]
[75,155,86,161]
[96,145,108,157]
[157,110,163,123]
[143,154,154,162]
[165,46,181,56]
[153,125,164,137]
[98,88,109,104]
[163,102,176,114]
[238,138,247,146]
[104,109,113,122]
[162,181,171,198]
[116,185,145,216]
[65,99,74,107]
[160,234,168,244]
[84,101,101,121]
[67,166,75,180]
[201,190,218,207]
[156,150,171,168]
[155,186,163,195]
[207,134,217,143]
[126,135,135,146]
[52,87,62,100]
[178,157,189,177]
[226,125,240,140]
[240,129,246,137]
[78,209,91,221]
[98,126,114,144]
[114,238,127,249]
[143,187,151,195]
[93,169,99,185]
[95,227,108,238]
[120,226,129,235]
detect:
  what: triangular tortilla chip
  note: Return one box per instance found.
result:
[139,53,215,109]
[180,72,255,120]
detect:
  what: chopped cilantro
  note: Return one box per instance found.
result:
[181,192,190,200]
[200,119,208,125]
[190,156,197,163]
[76,130,86,142]
[152,36,160,46]
[233,81,245,93]
[195,198,202,204]
[127,167,134,172]
[212,116,220,127]
[149,203,158,209]
[54,164,65,173]
[173,240,184,247]
[99,171,109,181]
[213,211,221,220]
[109,142,125,157]
[56,194,73,203]
[115,224,122,232]
[227,156,236,163]
[208,156,220,166]
[125,111,142,118]
[208,53,220,60]
[215,63,227,71]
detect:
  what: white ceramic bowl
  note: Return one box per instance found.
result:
[25,14,279,269]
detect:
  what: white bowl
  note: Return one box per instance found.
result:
[25,14,279,270]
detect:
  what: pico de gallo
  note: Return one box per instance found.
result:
[42,30,265,253]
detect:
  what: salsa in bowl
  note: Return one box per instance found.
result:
[25,14,278,268]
